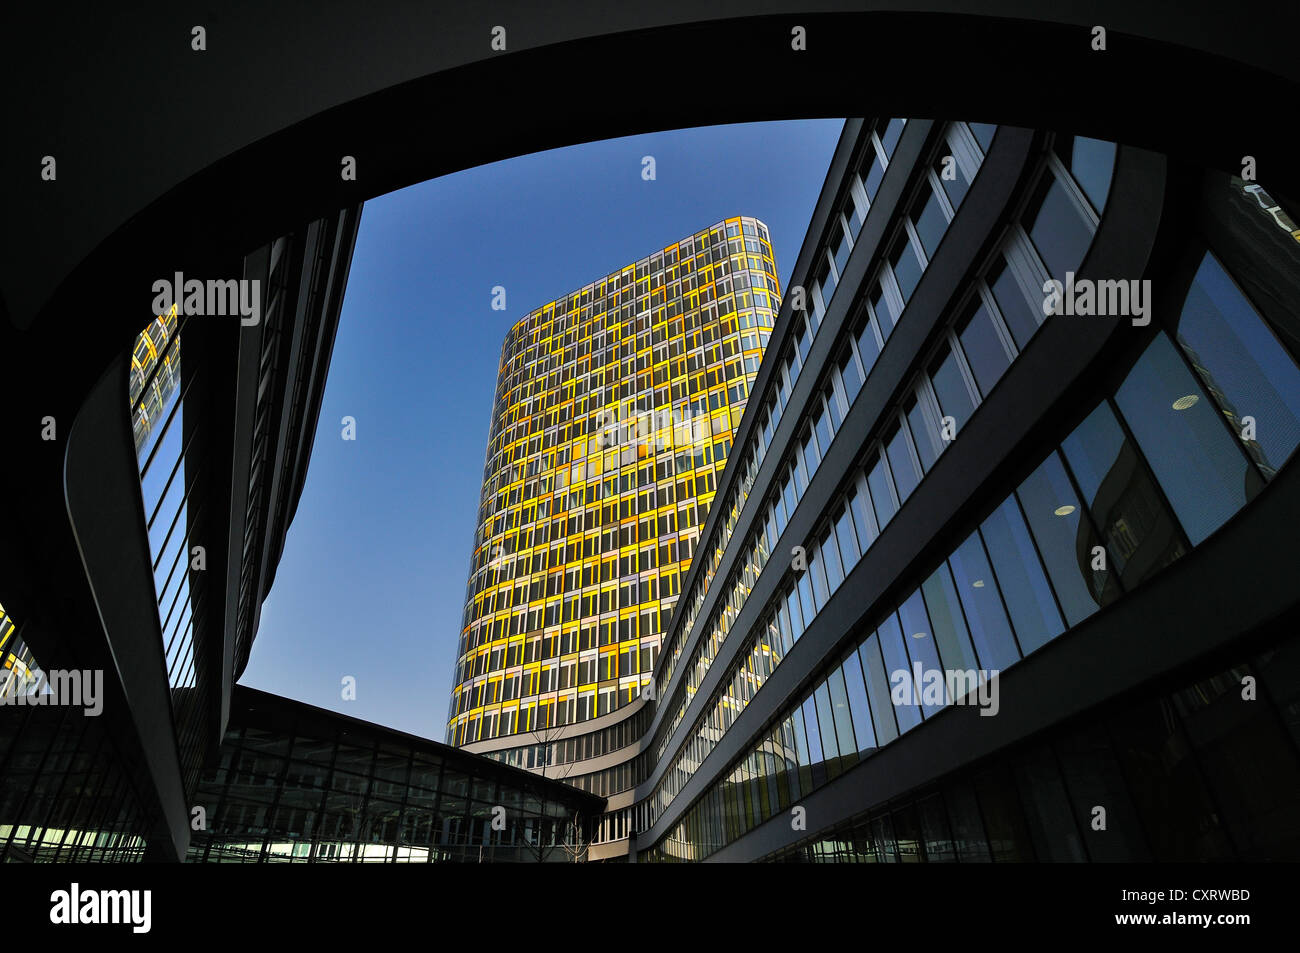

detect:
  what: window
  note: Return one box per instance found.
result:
[885,421,921,503]
[928,344,976,439]
[934,150,968,210]
[1114,333,1259,545]
[897,589,946,718]
[921,563,981,680]
[849,477,877,552]
[840,649,877,752]
[833,503,860,570]
[978,496,1066,655]
[866,454,897,530]
[1055,135,1116,216]
[1060,402,1186,589]
[815,254,837,318]
[1014,451,1117,624]
[1174,251,1300,478]
[911,181,948,260]
[986,253,1041,351]
[837,344,863,403]
[956,295,1013,396]
[878,118,905,157]
[861,144,887,201]
[947,531,1021,671]
[832,218,853,278]
[968,122,996,152]
[876,613,922,732]
[1023,167,1095,283]
[905,394,939,472]
[860,632,899,745]
[870,279,899,340]
[854,307,882,374]
[890,232,924,304]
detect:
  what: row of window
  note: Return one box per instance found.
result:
[642,128,1118,825]
[650,121,994,769]
[486,704,655,771]
[763,631,1300,863]
[648,121,913,715]
[643,245,1300,858]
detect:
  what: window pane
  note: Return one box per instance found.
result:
[834,503,860,570]
[986,258,1041,351]
[826,666,859,763]
[797,569,816,629]
[957,297,1012,396]
[786,586,805,641]
[1023,170,1094,283]
[841,649,877,753]
[1107,698,1235,861]
[912,181,948,260]
[817,256,838,310]
[1057,135,1116,215]
[968,122,996,152]
[979,496,1066,654]
[1114,333,1259,545]
[921,563,982,681]
[885,423,921,503]
[973,764,1037,861]
[1172,663,1300,860]
[929,344,976,437]
[822,529,845,592]
[876,614,922,733]
[905,397,939,473]
[871,281,899,339]
[838,345,863,403]
[801,428,820,480]
[879,118,905,157]
[800,696,826,788]
[833,220,853,278]
[1013,745,1087,861]
[935,150,968,210]
[867,455,897,530]
[891,234,923,303]
[1014,451,1117,625]
[948,531,1021,671]
[855,309,881,371]
[809,545,829,608]
[814,683,843,779]
[918,793,957,862]
[1054,725,1152,861]
[944,779,991,862]
[898,588,946,718]
[1175,251,1300,478]
[860,633,899,746]
[862,150,886,201]
[1060,401,1186,589]
[849,483,876,553]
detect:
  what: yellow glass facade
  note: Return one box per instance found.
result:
[448,216,780,745]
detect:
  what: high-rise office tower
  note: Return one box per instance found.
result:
[447,216,781,746]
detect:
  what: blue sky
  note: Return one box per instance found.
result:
[239,118,846,739]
